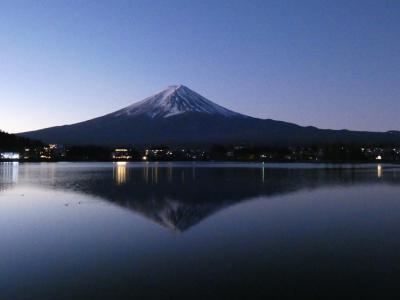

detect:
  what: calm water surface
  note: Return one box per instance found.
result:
[1,162,400,299]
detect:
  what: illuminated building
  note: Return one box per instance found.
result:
[112,149,132,160]
[0,152,20,160]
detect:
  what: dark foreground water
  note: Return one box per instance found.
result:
[1,162,400,299]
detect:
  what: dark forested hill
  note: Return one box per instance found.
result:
[0,130,41,151]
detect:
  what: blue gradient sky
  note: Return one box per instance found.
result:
[1,0,399,133]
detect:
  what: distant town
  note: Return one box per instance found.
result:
[1,129,399,163]
[1,142,400,163]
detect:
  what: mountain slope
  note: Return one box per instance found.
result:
[19,85,400,147]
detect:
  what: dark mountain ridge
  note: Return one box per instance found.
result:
[0,130,41,151]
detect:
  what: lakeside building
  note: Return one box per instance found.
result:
[0,152,20,160]
[112,149,133,160]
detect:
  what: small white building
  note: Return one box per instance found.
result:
[0,152,20,160]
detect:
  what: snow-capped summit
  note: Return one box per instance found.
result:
[112,85,243,118]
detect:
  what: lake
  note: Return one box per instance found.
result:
[1,162,400,299]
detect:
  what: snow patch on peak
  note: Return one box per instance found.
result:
[113,85,244,119]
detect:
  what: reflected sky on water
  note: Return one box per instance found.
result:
[1,162,400,299]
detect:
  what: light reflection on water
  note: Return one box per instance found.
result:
[113,161,128,185]
[106,161,391,187]
[0,162,19,184]
[1,162,400,299]
[377,164,382,178]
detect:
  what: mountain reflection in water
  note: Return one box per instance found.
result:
[2,162,399,232]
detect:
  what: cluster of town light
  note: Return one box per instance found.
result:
[1,144,398,162]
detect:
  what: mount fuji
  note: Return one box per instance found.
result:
[19,85,399,147]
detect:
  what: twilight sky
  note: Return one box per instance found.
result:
[1,0,399,133]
